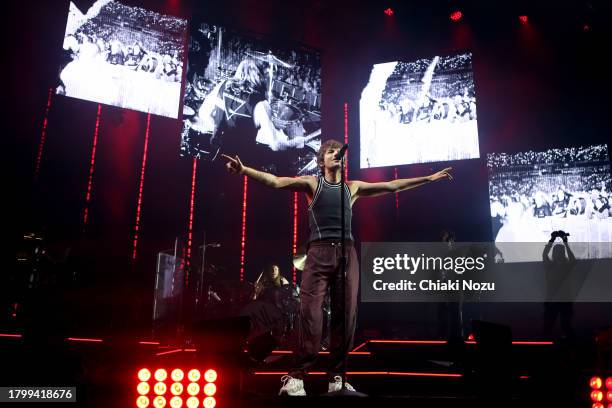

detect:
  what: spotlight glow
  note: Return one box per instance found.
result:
[137,396,150,408]
[203,397,216,408]
[153,396,167,408]
[519,15,528,24]
[188,369,201,382]
[450,10,462,22]
[204,370,217,383]
[384,8,393,16]
[171,382,184,396]
[169,396,183,408]
[171,369,184,382]
[592,377,603,389]
[203,383,217,397]
[186,397,199,408]
[154,382,167,396]
[187,383,200,396]
[139,368,152,382]
[592,390,604,402]
[155,369,168,382]
[138,382,151,395]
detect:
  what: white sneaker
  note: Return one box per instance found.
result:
[279,375,306,396]
[328,375,357,392]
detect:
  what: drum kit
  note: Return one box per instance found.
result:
[193,246,332,359]
[197,261,301,361]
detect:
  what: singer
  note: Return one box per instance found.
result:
[223,139,453,396]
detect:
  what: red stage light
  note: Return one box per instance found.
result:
[188,369,201,382]
[606,377,612,389]
[171,369,184,382]
[592,404,604,408]
[186,397,199,408]
[240,176,248,282]
[203,383,217,397]
[169,396,183,408]
[132,112,151,260]
[203,397,216,408]
[384,8,394,16]
[138,382,151,395]
[186,383,200,396]
[154,382,167,396]
[592,390,604,402]
[519,15,528,24]
[343,102,349,181]
[292,191,298,284]
[186,158,198,275]
[83,104,102,227]
[170,383,183,396]
[154,369,168,382]
[137,395,150,407]
[606,391,612,402]
[450,11,462,22]
[153,396,167,408]
[139,369,152,382]
[204,369,217,383]
[34,88,54,181]
[592,377,604,389]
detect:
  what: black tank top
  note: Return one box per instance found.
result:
[308,176,353,243]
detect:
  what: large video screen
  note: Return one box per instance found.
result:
[57,0,187,118]
[360,52,479,168]
[180,22,322,175]
[488,145,612,261]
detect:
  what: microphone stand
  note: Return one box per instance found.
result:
[324,150,367,397]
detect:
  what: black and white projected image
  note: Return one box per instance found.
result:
[180,22,322,175]
[57,0,187,118]
[360,52,479,168]
[488,145,612,261]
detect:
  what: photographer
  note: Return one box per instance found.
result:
[541,230,576,340]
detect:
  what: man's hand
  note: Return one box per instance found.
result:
[222,154,244,174]
[429,167,454,182]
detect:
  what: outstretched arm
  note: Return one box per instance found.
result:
[222,154,314,193]
[352,167,453,199]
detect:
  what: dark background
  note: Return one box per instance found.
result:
[6,0,612,341]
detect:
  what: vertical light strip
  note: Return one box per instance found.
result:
[132,113,151,260]
[343,102,349,179]
[394,167,399,215]
[83,104,102,228]
[292,191,298,284]
[186,158,198,272]
[240,175,248,282]
[34,87,54,181]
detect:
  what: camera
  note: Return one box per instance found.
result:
[550,230,570,241]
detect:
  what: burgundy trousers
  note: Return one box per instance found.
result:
[289,241,359,380]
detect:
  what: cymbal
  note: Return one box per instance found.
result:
[293,253,307,271]
[247,51,293,68]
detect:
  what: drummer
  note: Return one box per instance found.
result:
[252,263,290,301]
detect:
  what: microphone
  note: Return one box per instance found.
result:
[334,144,349,160]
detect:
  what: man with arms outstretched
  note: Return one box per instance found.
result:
[223,139,453,395]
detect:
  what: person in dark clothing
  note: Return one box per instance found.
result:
[223,139,453,395]
[542,230,577,340]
